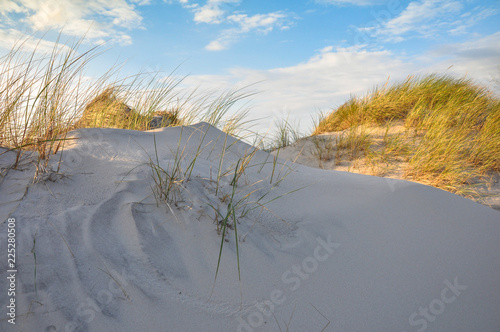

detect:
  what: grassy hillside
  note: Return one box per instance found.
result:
[314,74,500,195]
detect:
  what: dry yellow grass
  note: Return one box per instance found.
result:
[314,74,500,195]
[0,34,255,183]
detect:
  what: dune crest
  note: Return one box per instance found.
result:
[1,123,499,331]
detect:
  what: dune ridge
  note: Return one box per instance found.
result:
[0,123,499,331]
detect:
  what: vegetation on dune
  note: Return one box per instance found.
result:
[1,32,498,196]
[0,33,293,291]
[73,87,181,130]
[313,74,500,195]
[0,34,255,181]
[1,31,499,297]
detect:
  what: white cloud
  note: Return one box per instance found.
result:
[315,0,386,6]
[0,28,70,53]
[378,0,462,38]
[227,12,288,33]
[194,5,225,23]
[204,11,290,51]
[448,6,499,35]
[131,0,152,4]
[0,0,146,49]
[319,46,334,53]
[362,0,499,43]
[426,32,500,85]
[163,0,189,4]
[349,0,499,45]
[205,39,226,51]
[0,0,24,14]
[164,0,198,9]
[185,31,500,133]
[193,0,240,24]
[203,29,235,51]
[185,46,413,132]
[181,0,292,51]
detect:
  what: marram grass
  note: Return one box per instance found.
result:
[314,73,500,195]
[0,34,255,181]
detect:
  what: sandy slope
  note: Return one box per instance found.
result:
[0,123,499,332]
[273,131,500,212]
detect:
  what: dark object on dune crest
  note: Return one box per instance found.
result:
[148,110,180,129]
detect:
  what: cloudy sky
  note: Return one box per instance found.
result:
[1,0,499,134]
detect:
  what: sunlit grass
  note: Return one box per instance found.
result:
[314,73,500,194]
[0,33,256,182]
[0,33,299,295]
[0,34,102,177]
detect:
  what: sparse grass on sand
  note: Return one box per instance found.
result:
[0,34,255,182]
[0,33,295,294]
[144,125,300,297]
[313,74,500,196]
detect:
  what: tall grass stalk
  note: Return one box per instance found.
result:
[199,85,259,138]
[149,132,185,206]
[0,34,103,176]
[271,115,301,150]
[1,32,258,184]
[210,159,242,297]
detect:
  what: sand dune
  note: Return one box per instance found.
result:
[273,131,500,212]
[1,123,499,331]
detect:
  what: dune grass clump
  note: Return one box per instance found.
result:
[75,87,136,129]
[0,35,182,177]
[70,77,257,139]
[315,74,495,133]
[270,115,302,150]
[0,33,256,184]
[74,86,183,131]
[0,36,100,176]
[314,74,500,194]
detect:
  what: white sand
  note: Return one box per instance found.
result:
[1,123,499,332]
[274,132,500,212]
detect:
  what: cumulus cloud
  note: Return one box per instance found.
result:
[179,0,292,51]
[184,46,413,132]
[204,11,290,51]
[426,31,500,84]
[227,12,288,33]
[205,39,226,51]
[193,0,240,24]
[376,0,462,39]
[130,0,152,4]
[194,4,225,23]
[163,0,189,4]
[184,31,500,133]
[0,0,146,50]
[448,6,499,35]
[0,28,70,53]
[0,0,24,15]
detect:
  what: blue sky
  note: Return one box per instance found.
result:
[1,0,499,134]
